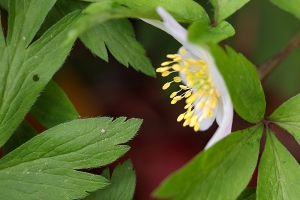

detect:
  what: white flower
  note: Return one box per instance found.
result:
[143,7,234,149]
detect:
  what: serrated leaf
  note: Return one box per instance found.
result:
[2,121,37,155]
[154,125,263,200]
[210,0,250,24]
[0,0,81,147]
[41,0,154,76]
[188,20,235,44]
[85,160,136,200]
[270,0,300,21]
[257,129,300,200]
[88,19,155,76]
[237,188,256,200]
[29,80,79,128]
[0,117,142,200]
[269,93,300,146]
[210,44,266,123]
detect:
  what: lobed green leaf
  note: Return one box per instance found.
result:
[270,0,300,21]
[210,44,266,123]
[257,129,300,200]
[0,5,81,147]
[154,125,263,200]
[268,93,300,145]
[85,160,136,200]
[0,117,142,200]
[210,0,250,24]
[41,0,156,76]
[188,20,235,44]
[29,80,79,129]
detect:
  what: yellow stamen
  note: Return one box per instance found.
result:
[173,96,182,101]
[180,48,187,56]
[161,61,172,66]
[180,85,188,90]
[167,54,177,59]
[183,119,190,127]
[156,67,170,73]
[170,92,177,98]
[173,76,181,83]
[171,99,178,104]
[162,71,171,77]
[177,113,185,122]
[172,64,181,71]
[194,122,200,132]
[184,111,193,120]
[162,82,171,90]
[158,52,221,132]
[184,90,192,98]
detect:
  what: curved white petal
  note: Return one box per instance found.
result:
[205,94,233,149]
[143,7,234,149]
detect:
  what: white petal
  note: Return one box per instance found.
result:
[199,104,219,131]
[142,7,188,46]
[204,93,233,149]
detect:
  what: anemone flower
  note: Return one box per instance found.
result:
[143,7,234,149]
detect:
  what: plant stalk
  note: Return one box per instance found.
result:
[258,31,300,81]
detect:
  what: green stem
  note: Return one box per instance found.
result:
[258,31,300,81]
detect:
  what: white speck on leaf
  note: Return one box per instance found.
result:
[101,128,106,133]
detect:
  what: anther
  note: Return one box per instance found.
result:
[162,71,171,77]
[177,113,185,122]
[173,76,181,82]
[179,48,187,56]
[170,92,177,98]
[172,64,181,71]
[162,82,171,90]
[167,54,177,59]
[161,61,172,66]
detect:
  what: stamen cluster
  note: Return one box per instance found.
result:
[156,48,220,131]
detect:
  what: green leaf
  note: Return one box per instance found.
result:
[210,44,266,123]
[257,129,300,199]
[29,80,79,128]
[270,0,300,21]
[85,19,155,76]
[269,93,300,146]
[68,1,156,76]
[210,0,250,24]
[0,0,8,10]
[0,117,142,200]
[68,0,209,41]
[85,160,136,200]
[83,0,209,23]
[188,20,235,44]
[6,0,56,48]
[0,0,81,147]
[154,125,263,200]
[41,0,154,76]
[2,121,37,155]
[237,188,256,200]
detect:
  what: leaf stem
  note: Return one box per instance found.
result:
[258,31,300,81]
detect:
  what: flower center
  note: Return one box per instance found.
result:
[156,48,220,131]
